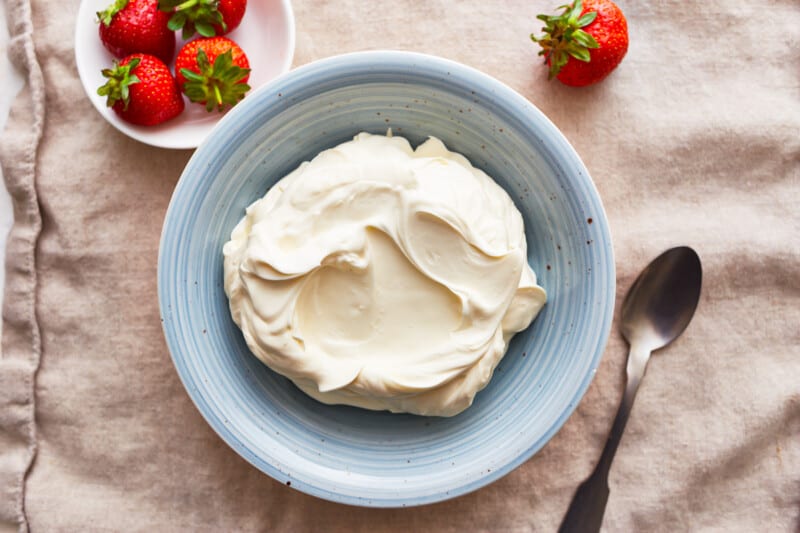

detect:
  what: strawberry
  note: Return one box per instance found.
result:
[97,0,175,64]
[531,0,628,87]
[158,0,246,39]
[97,54,185,126]
[175,37,250,111]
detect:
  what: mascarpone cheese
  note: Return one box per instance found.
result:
[223,132,546,416]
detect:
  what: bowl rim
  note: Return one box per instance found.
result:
[158,49,616,507]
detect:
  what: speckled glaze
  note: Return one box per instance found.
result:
[158,51,615,507]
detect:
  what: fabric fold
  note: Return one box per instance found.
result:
[0,0,45,529]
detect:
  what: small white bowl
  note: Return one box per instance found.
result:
[74,0,295,149]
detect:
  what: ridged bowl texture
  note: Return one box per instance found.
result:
[158,51,615,507]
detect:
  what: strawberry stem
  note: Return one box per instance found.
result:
[181,47,250,112]
[531,0,600,79]
[96,0,129,26]
[159,0,226,39]
[175,0,198,11]
[97,58,141,110]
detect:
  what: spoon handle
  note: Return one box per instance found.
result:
[558,342,652,533]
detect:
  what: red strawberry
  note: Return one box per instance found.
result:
[158,0,246,39]
[97,54,185,126]
[175,37,250,111]
[531,0,628,87]
[97,0,175,64]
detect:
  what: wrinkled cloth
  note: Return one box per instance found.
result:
[1,0,798,531]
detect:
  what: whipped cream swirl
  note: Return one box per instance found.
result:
[223,132,546,416]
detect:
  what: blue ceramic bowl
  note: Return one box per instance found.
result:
[158,51,615,507]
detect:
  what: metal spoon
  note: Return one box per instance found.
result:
[558,246,702,533]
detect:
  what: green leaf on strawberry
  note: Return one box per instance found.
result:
[194,21,216,37]
[531,0,600,79]
[167,11,188,31]
[97,57,141,111]
[159,0,226,39]
[180,48,250,112]
[97,0,129,26]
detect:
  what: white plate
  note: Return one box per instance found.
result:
[74,0,295,149]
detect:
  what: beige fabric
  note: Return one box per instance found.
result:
[2,0,799,531]
[0,0,44,529]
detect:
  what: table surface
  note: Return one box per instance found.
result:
[1,0,798,532]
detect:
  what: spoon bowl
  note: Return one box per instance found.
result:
[621,246,703,351]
